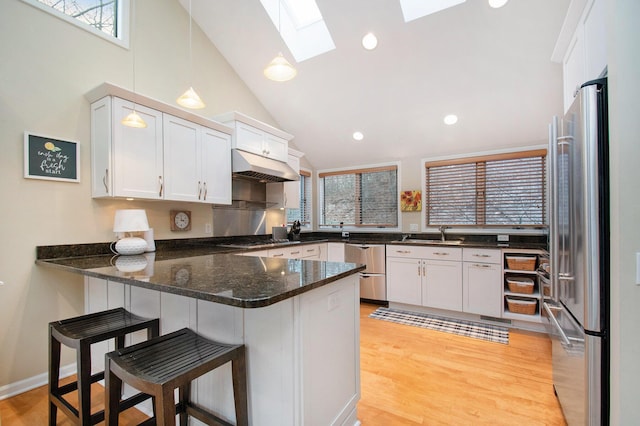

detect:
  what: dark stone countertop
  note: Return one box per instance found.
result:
[37,246,364,309]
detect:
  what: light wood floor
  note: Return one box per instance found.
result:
[0,304,566,425]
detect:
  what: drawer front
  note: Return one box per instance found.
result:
[422,246,462,261]
[462,248,501,264]
[386,245,431,259]
[301,245,320,258]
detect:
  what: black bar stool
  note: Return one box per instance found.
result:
[105,328,249,426]
[49,307,160,425]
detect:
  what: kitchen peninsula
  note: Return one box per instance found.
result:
[37,246,364,425]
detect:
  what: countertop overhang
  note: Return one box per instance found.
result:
[37,246,364,308]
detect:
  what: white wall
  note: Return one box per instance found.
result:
[0,0,281,389]
[608,0,640,423]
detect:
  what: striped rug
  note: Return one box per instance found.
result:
[369,307,509,344]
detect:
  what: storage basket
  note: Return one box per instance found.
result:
[505,255,536,271]
[506,297,537,315]
[506,276,535,294]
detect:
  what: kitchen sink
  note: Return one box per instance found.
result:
[399,239,464,245]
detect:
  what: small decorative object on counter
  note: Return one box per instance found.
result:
[290,220,301,241]
[112,209,150,255]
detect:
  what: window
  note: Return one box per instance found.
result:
[424,149,547,227]
[23,0,127,46]
[286,170,312,226]
[260,0,335,62]
[319,165,398,228]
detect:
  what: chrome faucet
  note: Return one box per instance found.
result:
[439,225,449,242]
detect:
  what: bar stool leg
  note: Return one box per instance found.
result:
[104,358,121,426]
[178,384,189,426]
[232,349,249,426]
[48,329,61,426]
[155,386,176,426]
[77,341,92,425]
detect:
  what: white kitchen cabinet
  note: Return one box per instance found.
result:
[90,94,232,204]
[386,254,422,305]
[386,245,462,310]
[91,97,164,199]
[215,111,293,163]
[163,114,231,204]
[267,150,303,209]
[462,248,502,317]
[327,243,345,262]
[554,0,608,112]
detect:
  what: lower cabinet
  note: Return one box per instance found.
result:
[386,245,462,310]
[462,249,502,317]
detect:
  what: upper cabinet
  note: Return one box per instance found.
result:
[87,83,233,204]
[215,111,293,163]
[552,0,607,112]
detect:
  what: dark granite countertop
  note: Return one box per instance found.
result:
[37,246,364,308]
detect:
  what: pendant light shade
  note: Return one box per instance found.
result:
[177,86,205,109]
[264,53,297,82]
[177,0,205,109]
[121,110,147,128]
[122,0,146,128]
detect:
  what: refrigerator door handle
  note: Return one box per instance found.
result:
[543,302,572,347]
[549,118,560,301]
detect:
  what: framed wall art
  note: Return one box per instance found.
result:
[401,190,422,212]
[24,132,80,182]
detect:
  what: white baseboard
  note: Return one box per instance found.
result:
[0,363,76,400]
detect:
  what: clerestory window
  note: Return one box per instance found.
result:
[23,0,128,47]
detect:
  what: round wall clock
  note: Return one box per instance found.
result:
[170,210,191,231]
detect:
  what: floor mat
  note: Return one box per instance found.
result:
[369,307,509,344]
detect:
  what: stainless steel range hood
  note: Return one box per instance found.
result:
[232,149,299,183]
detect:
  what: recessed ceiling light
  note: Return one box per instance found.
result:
[353,131,364,141]
[444,114,458,125]
[362,33,378,50]
[488,0,508,8]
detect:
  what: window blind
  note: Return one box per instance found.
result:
[319,165,398,227]
[425,150,546,227]
[286,170,312,225]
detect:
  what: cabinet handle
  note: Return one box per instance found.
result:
[422,263,426,276]
[158,176,163,197]
[473,254,491,258]
[103,169,109,193]
[272,253,284,257]
[473,263,492,268]
[433,252,449,256]
[203,182,207,200]
[395,250,412,254]
[197,181,202,200]
[418,262,421,276]
[290,251,300,255]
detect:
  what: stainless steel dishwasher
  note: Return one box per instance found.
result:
[344,244,386,304]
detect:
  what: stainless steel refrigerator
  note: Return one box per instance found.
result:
[544,78,609,425]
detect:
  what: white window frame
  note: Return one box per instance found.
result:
[21,0,130,49]
[317,161,401,233]
[421,146,547,236]
[286,167,313,231]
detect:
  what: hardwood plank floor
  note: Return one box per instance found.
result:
[358,303,566,425]
[0,304,566,425]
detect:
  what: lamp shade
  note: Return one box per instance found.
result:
[177,87,206,109]
[264,53,297,82]
[113,209,150,233]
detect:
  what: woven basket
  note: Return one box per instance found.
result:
[506,255,536,271]
[507,277,535,294]
[506,297,537,315]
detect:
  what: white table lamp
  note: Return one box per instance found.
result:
[113,209,150,255]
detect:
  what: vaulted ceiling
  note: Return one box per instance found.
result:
[183,0,570,170]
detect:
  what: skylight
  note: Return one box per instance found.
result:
[260,0,335,62]
[399,0,466,22]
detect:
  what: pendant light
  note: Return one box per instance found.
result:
[177,0,205,109]
[122,0,147,128]
[264,1,297,82]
